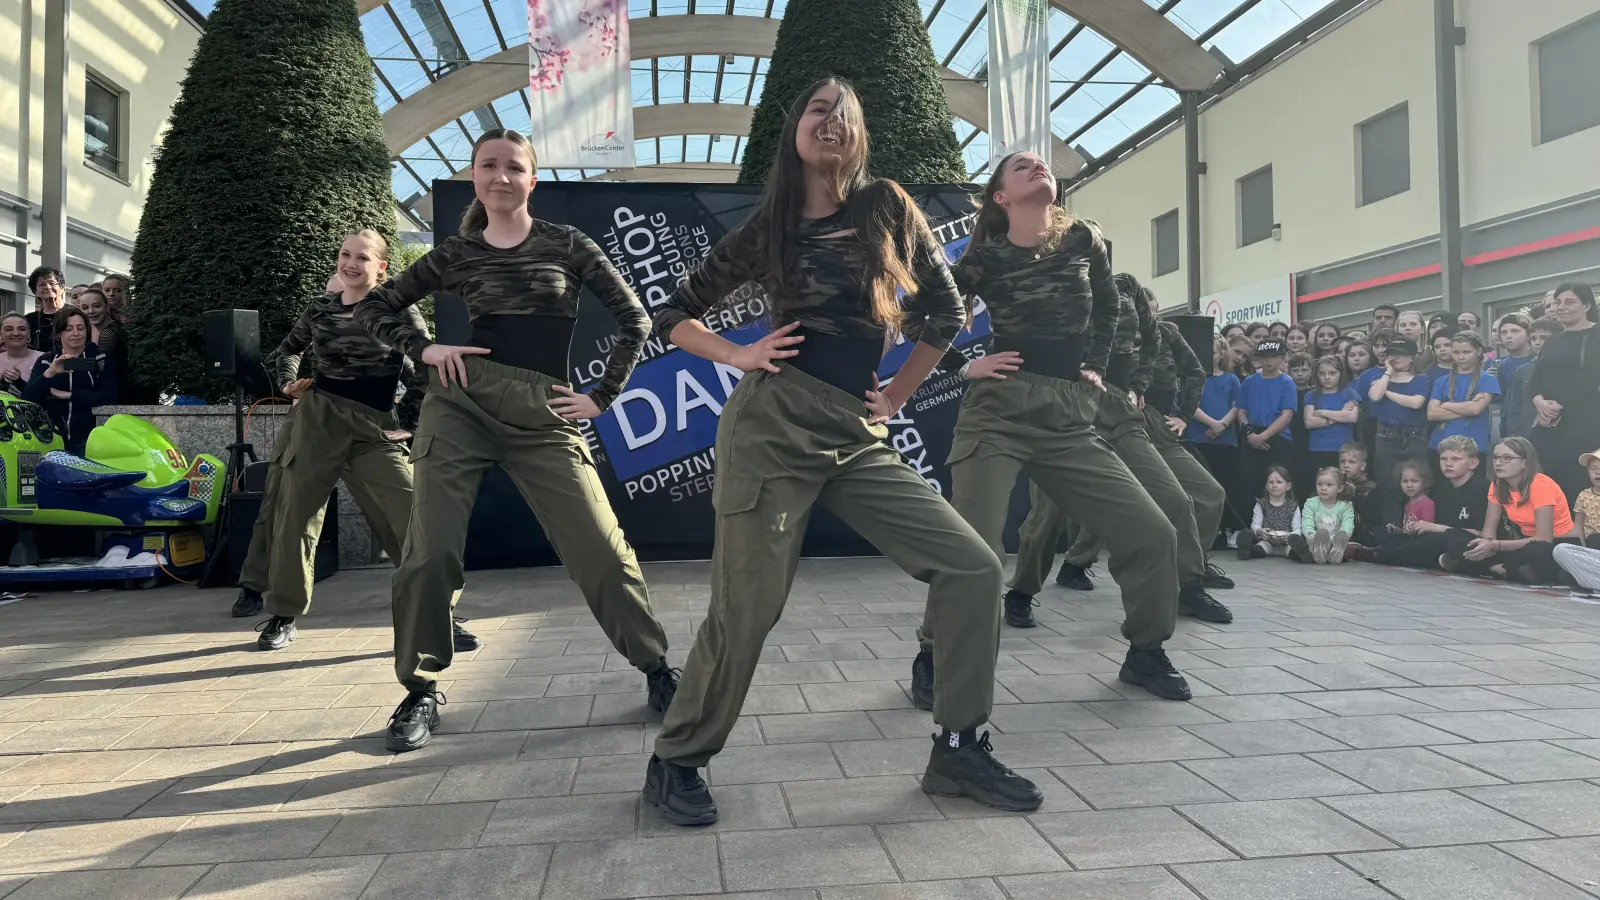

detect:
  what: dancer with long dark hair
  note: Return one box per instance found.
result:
[643,78,1039,825]
[357,129,675,752]
[912,150,1190,706]
[248,231,434,652]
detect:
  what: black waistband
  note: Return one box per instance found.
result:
[469,313,575,381]
[784,328,883,399]
[315,372,399,412]
[1145,387,1177,415]
[992,334,1085,381]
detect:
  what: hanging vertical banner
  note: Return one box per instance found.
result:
[528,0,636,168]
[987,0,1052,168]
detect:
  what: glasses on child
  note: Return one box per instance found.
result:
[1491,454,1524,463]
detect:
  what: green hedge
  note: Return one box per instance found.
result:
[129,0,395,401]
[738,0,967,185]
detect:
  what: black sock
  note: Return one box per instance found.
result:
[938,727,978,748]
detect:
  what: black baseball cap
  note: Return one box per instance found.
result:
[1255,339,1285,356]
[1386,337,1418,357]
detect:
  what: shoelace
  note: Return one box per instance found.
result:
[388,690,446,724]
[970,731,1021,778]
[651,666,683,684]
[253,616,291,634]
[1205,562,1228,578]
[1143,648,1178,674]
[673,763,707,793]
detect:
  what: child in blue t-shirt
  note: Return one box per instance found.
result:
[1304,356,1361,474]
[1427,331,1498,465]
[1239,340,1298,502]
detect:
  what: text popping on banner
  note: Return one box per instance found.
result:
[428,181,1029,570]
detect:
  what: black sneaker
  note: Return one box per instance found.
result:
[1003,590,1038,628]
[1055,562,1094,590]
[231,588,263,618]
[452,617,481,652]
[254,615,297,651]
[647,662,680,713]
[1236,538,1257,561]
[1287,533,1312,563]
[910,650,934,712]
[921,730,1043,812]
[1203,562,1235,590]
[385,690,443,753]
[1179,584,1234,624]
[1119,647,1192,701]
[643,754,717,826]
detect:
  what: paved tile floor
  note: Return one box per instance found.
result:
[1,555,1600,898]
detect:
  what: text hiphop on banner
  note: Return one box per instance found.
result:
[431,181,1032,569]
[528,0,635,169]
[987,0,1052,169]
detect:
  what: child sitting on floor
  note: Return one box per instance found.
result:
[1291,467,1355,564]
[1239,466,1299,559]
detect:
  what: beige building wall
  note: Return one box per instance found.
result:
[1,0,200,297]
[1064,0,1599,306]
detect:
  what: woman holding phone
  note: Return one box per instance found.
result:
[25,306,116,456]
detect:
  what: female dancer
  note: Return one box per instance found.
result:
[643,78,1038,825]
[26,306,115,456]
[357,130,675,753]
[248,231,434,652]
[917,151,1188,705]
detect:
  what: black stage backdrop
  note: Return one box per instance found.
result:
[430,180,1034,570]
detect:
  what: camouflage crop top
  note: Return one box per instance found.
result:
[272,292,429,429]
[355,219,650,411]
[950,221,1121,373]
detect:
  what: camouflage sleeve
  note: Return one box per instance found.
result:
[652,226,755,342]
[1080,229,1121,374]
[394,305,431,431]
[355,242,451,365]
[271,303,315,391]
[950,240,984,299]
[571,227,649,412]
[1129,288,1160,392]
[1170,323,1207,420]
[904,218,964,352]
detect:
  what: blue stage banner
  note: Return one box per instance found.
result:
[430,181,1031,569]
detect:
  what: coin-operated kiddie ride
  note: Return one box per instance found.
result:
[0,394,225,587]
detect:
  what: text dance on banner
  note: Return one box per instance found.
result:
[430,181,1034,570]
[528,0,635,169]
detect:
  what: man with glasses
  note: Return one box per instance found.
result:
[25,266,65,352]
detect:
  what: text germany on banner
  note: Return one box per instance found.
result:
[430,181,1036,569]
[528,0,635,169]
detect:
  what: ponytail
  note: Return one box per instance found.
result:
[458,129,538,236]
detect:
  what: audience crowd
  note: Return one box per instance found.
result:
[1190,283,1599,589]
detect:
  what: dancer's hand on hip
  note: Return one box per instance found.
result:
[421,344,491,387]
[1079,368,1104,390]
[727,321,803,373]
[550,384,602,421]
[281,378,313,399]
[965,351,1021,380]
[864,374,901,425]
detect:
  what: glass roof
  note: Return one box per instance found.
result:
[187,0,1336,227]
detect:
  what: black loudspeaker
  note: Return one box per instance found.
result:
[202,309,260,377]
[227,488,339,586]
[1173,314,1216,367]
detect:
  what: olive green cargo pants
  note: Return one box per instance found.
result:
[1065,402,1226,588]
[1007,481,1072,598]
[926,372,1179,650]
[394,358,668,693]
[655,367,1003,768]
[238,415,294,596]
[266,389,412,617]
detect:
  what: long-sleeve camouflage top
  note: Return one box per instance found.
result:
[272,292,430,431]
[949,220,1120,373]
[354,220,650,411]
[1105,284,1161,391]
[653,198,964,354]
[1134,320,1206,420]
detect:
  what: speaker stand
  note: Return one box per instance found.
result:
[199,381,257,589]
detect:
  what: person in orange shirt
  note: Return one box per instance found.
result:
[1440,436,1574,583]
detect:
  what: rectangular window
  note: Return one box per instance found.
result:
[1358,103,1410,206]
[1237,165,1273,247]
[1152,209,1179,276]
[84,73,124,178]
[1536,13,1600,143]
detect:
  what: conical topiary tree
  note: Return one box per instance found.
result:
[130,0,395,400]
[738,0,967,185]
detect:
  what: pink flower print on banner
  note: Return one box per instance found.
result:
[578,10,618,58]
[530,36,570,93]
